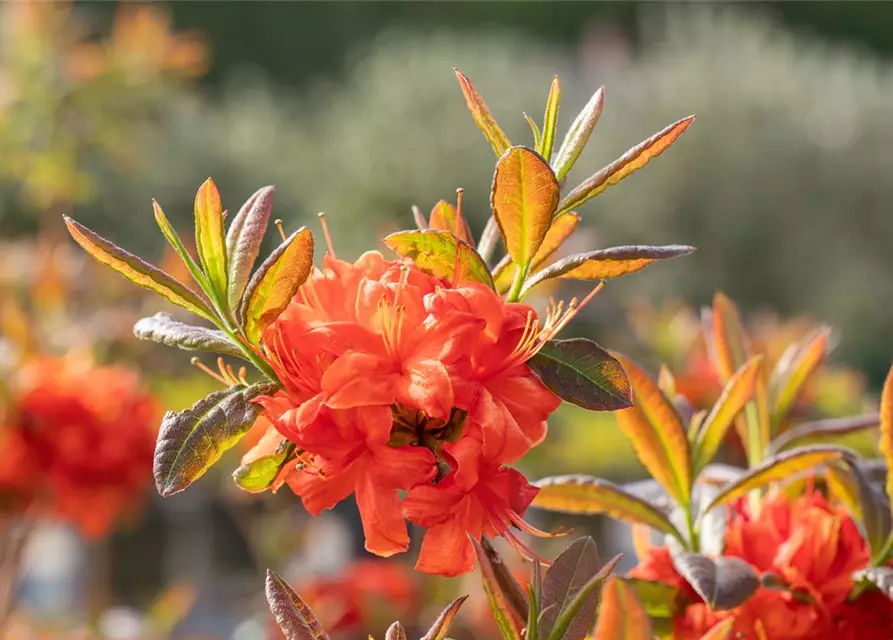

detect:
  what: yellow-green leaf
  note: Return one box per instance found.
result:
[767,413,878,454]
[64,216,214,321]
[523,112,541,150]
[704,445,851,512]
[384,230,494,289]
[470,537,522,640]
[557,116,694,214]
[522,244,695,294]
[591,578,653,640]
[553,86,604,182]
[240,227,314,344]
[493,211,580,293]
[532,475,685,543]
[539,75,561,163]
[490,146,560,269]
[694,356,764,474]
[880,363,893,516]
[153,199,208,295]
[194,178,228,302]
[615,354,693,507]
[770,327,831,428]
[455,69,510,157]
[428,200,474,246]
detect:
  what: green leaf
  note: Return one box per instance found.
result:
[470,537,522,640]
[767,414,879,454]
[672,554,758,611]
[240,227,314,344]
[553,87,604,182]
[233,440,295,493]
[623,579,687,618]
[591,577,653,640]
[522,245,695,294]
[528,338,632,411]
[539,537,601,640]
[539,75,561,163]
[693,356,764,474]
[153,383,275,497]
[226,185,274,314]
[825,459,891,560]
[133,312,246,360]
[490,146,560,269]
[770,327,831,428]
[557,116,695,215]
[549,556,621,640]
[524,112,542,151]
[420,596,468,640]
[527,560,542,640]
[194,178,229,303]
[265,569,330,640]
[384,229,494,289]
[532,475,685,543]
[614,354,693,508]
[704,445,852,513]
[454,69,511,157]
[64,216,214,321]
[480,538,529,623]
[385,622,407,640]
[152,199,209,297]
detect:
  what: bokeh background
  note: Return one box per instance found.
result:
[2,2,893,638]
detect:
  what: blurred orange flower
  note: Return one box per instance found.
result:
[0,354,159,538]
[630,490,893,639]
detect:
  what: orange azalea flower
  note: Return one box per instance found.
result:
[0,355,158,537]
[629,490,893,639]
[256,248,583,575]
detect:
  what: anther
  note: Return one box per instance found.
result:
[274,219,287,242]
[318,212,336,258]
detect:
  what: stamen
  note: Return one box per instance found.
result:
[191,357,229,385]
[454,188,465,237]
[274,219,287,242]
[318,212,336,259]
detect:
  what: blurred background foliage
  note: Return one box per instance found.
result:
[3,2,893,637]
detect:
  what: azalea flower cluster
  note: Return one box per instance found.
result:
[0,354,158,537]
[631,490,893,640]
[251,251,582,576]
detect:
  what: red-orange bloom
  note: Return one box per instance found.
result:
[255,251,573,575]
[629,490,893,639]
[0,355,159,537]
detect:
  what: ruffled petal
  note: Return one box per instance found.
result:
[413,504,477,577]
[354,460,412,558]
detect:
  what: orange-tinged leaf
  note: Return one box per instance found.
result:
[770,327,831,429]
[539,75,561,162]
[454,69,510,157]
[592,577,653,640]
[194,178,228,301]
[64,216,214,321]
[522,245,695,294]
[699,620,735,640]
[658,365,677,400]
[240,227,314,344]
[557,116,694,214]
[615,354,692,506]
[470,537,522,640]
[553,86,604,182]
[428,200,474,246]
[493,211,580,293]
[709,293,750,382]
[532,475,685,543]
[880,363,893,514]
[420,596,467,640]
[705,445,852,512]
[694,356,764,474]
[490,146,560,268]
[384,230,494,289]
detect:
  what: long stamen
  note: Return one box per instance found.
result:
[191,357,229,385]
[454,188,465,237]
[318,212,336,259]
[274,219,287,242]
